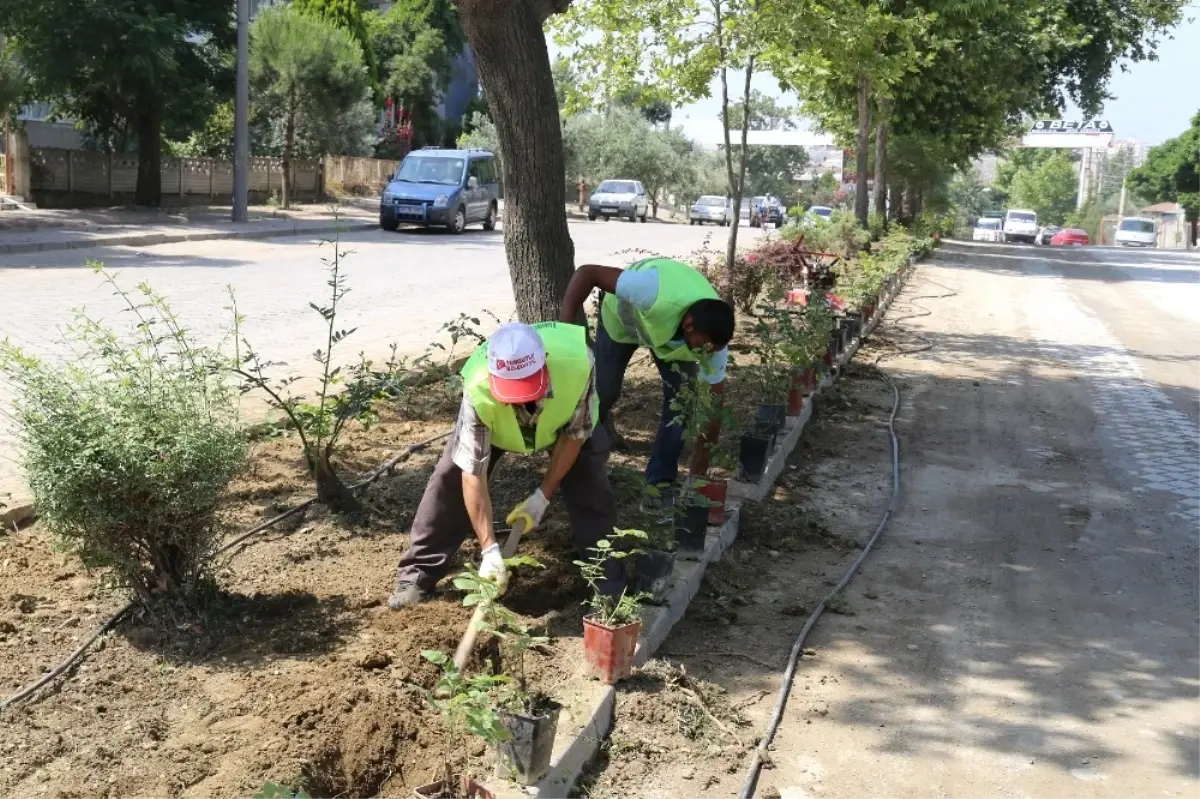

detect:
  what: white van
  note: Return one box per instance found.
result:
[972,217,1004,242]
[1003,209,1039,244]
[1114,216,1157,247]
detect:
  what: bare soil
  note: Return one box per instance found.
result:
[0,355,676,799]
[573,361,898,798]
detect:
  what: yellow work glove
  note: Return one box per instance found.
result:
[505,488,549,533]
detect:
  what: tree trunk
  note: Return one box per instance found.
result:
[854,75,870,227]
[457,0,576,323]
[872,101,889,227]
[722,52,755,305]
[283,90,296,209]
[313,451,364,520]
[133,107,162,207]
[888,178,903,222]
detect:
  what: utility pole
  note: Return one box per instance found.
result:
[1117,177,1127,218]
[3,114,12,198]
[232,0,250,222]
[1075,147,1089,210]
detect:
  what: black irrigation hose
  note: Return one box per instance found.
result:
[737,270,954,799]
[0,428,453,712]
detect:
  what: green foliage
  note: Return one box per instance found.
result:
[573,529,649,626]
[453,557,547,707]
[420,649,511,784]
[167,101,235,160]
[365,0,466,148]
[946,169,999,229]
[0,45,29,120]
[1005,152,1078,226]
[0,0,233,204]
[254,781,311,799]
[0,266,246,611]
[1128,111,1200,224]
[293,0,380,98]
[234,223,403,517]
[251,5,374,196]
[786,210,870,257]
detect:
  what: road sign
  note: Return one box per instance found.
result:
[1030,120,1113,134]
[1021,120,1113,149]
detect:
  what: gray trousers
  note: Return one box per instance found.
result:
[395,425,622,594]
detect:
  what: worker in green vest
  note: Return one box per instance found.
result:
[559,257,735,499]
[389,321,621,609]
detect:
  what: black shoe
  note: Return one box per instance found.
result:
[387,580,431,610]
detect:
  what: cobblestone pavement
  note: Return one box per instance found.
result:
[0,217,760,501]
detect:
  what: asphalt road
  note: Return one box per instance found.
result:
[0,215,766,500]
[760,240,1199,798]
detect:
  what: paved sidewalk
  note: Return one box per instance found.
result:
[0,203,378,256]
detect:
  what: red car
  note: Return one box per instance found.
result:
[1050,228,1090,246]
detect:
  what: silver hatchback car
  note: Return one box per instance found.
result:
[689,195,731,226]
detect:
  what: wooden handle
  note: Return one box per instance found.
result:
[452,518,527,670]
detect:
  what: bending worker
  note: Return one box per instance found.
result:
[389,321,620,609]
[559,257,735,496]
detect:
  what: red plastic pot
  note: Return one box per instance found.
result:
[697,479,728,525]
[803,366,819,392]
[787,376,804,416]
[414,776,495,799]
[822,348,833,368]
[582,616,641,684]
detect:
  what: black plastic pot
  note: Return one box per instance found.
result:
[842,316,862,340]
[630,548,676,604]
[828,330,842,357]
[674,505,709,552]
[755,403,787,433]
[738,429,771,481]
[497,698,563,785]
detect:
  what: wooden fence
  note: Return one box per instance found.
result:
[324,155,397,196]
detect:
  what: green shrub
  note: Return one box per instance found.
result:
[0,266,246,610]
[782,210,869,257]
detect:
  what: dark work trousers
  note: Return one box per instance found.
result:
[394,424,623,597]
[593,321,697,486]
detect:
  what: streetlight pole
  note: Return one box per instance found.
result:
[232,0,249,222]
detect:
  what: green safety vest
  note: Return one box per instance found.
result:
[600,257,719,362]
[462,322,597,454]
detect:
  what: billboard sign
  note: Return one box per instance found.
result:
[1029,120,1113,135]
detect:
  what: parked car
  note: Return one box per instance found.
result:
[1050,228,1090,246]
[740,198,763,227]
[589,179,649,222]
[689,195,731,226]
[379,147,499,234]
[1003,208,1039,243]
[1035,225,1063,245]
[1114,216,1157,247]
[972,217,1004,242]
[804,205,834,226]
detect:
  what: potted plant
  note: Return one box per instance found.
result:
[574,529,649,684]
[749,306,791,433]
[623,512,675,604]
[697,431,736,524]
[416,650,510,799]
[452,562,561,786]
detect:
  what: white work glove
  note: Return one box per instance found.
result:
[480,543,508,594]
[505,488,549,533]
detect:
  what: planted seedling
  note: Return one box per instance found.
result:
[419,649,510,798]
[574,529,649,626]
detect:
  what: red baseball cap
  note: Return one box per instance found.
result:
[486,323,549,404]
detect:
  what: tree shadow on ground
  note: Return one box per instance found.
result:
[122,590,359,667]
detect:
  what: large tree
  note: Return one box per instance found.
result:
[251,5,372,207]
[0,0,234,206]
[1128,111,1199,244]
[294,0,380,99]
[1006,151,1079,225]
[454,0,577,323]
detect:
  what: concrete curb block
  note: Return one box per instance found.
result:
[0,221,377,256]
[526,262,919,798]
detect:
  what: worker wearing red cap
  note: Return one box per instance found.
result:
[389,321,620,609]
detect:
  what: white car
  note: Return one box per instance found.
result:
[972,217,1004,242]
[1003,208,1039,243]
[1114,216,1157,247]
[689,195,731,226]
[588,179,648,222]
[804,205,834,226]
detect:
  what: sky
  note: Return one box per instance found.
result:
[571,9,1200,148]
